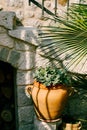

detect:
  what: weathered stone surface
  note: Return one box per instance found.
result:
[0,11,16,29]
[0,47,9,61]
[6,0,23,7]
[35,50,51,68]
[18,106,34,124]
[8,50,21,67]
[45,1,51,8]
[16,10,24,20]
[0,33,14,48]
[0,4,3,10]
[17,85,33,106]
[9,27,40,46]
[18,51,35,70]
[19,124,34,130]
[17,70,34,85]
[35,11,42,19]
[24,19,43,27]
[0,0,81,27]
[0,27,7,33]
[26,11,34,18]
[15,40,36,51]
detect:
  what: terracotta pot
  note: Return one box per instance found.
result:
[26,81,73,122]
[62,122,82,130]
[58,0,68,6]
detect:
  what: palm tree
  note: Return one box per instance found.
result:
[39,4,87,75]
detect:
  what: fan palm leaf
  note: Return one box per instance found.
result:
[39,4,87,74]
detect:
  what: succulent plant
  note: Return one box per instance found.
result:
[33,66,73,88]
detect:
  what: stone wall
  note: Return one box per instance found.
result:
[0,0,85,27]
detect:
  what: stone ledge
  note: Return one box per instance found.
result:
[34,116,62,130]
[0,11,16,30]
[9,26,40,46]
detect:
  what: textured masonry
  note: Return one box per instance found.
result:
[0,0,86,27]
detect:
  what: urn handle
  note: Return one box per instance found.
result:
[25,85,33,97]
[78,121,82,130]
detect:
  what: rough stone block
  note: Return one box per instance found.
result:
[17,70,34,85]
[0,47,9,61]
[0,27,7,33]
[35,52,50,67]
[18,106,34,124]
[0,11,16,29]
[17,85,33,106]
[9,26,40,46]
[15,40,36,51]
[18,51,35,70]
[7,0,23,7]
[19,124,34,130]
[8,50,21,67]
[0,33,14,48]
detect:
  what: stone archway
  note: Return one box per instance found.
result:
[0,42,35,130]
[0,12,36,129]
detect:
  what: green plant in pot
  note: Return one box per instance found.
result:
[26,66,74,122]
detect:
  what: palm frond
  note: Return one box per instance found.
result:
[39,4,87,74]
